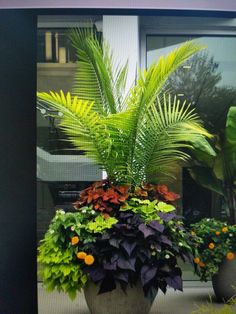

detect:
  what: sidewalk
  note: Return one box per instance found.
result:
[38,282,233,314]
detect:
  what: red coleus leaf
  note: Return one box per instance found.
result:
[102,188,123,204]
[164,191,180,201]
[115,185,130,195]
[156,185,180,201]
[157,185,169,195]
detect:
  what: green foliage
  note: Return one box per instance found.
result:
[189,107,236,223]
[192,296,236,314]
[70,28,127,115]
[191,218,236,281]
[87,215,118,233]
[38,227,87,300]
[121,198,175,222]
[37,28,213,186]
[38,208,118,299]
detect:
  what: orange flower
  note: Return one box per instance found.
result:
[222,227,228,233]
[194,257,200,264]
[199,261,205,267]
[77,252,87,260]
[215,231,221,236]
[208,242,215,249]
[84,255,95,265]
[71,236,79,245]
[226,252,235,261]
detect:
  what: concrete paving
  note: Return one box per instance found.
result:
[38,282,235,314]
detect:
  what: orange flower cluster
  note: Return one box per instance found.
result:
[77,251,95,265]
[73,180,130,213]
[70,237,95,265]
[194,257,205,267]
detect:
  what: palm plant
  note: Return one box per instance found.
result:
[37,28,213,187]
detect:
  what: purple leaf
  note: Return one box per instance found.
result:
[141,265,158,286]
[157,212,176,222]
[148,220,164,233]
[121,240,137,256]
[89,268,105,282]
[98,277,116,294]
[120,213,133,219]
[103,261,117,271]
[166,275,183,291]
[109,238,120,248]
[160,235,172,247]
[114,271,129,283]
[111,254,119,263]
[117,256,136,271]
[138,223,156,238]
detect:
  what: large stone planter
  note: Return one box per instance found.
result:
[83,281,155,314]
[212,257,236,301]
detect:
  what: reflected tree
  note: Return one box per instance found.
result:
[164,51,236,223]
[165,51,236,133]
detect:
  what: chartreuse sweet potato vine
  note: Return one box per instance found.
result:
[38,208,118,299]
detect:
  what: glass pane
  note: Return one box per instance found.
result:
[37,24,103,243]
[147,35,236,223]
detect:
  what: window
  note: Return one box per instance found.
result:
[144,16,236,223]
[37,16,103,242]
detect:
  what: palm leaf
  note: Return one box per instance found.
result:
[123,41,206,177]
[132,95,212,183]
[70,28,127,116]
[37,90,113,175]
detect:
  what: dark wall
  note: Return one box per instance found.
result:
[0,10,38,314]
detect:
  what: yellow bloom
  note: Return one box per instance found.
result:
[208,242,215,250]
[77,252,87,259]
[226,252,235,261]
[84,255,95,265]
[222,227,228,233]
[71,236,79,245]
[191,231,196,236]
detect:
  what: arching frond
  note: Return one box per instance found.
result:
[123,41,206,178]
[70,28,128,116]
[37,91,113,175]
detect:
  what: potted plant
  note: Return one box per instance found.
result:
[37,28,212,313]
[191,218,236,301]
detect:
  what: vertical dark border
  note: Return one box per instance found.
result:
[0,9,38,314]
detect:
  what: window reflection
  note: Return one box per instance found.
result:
[147,36,236,223]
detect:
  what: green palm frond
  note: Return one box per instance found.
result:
[143,95,212,183]
[103,41,206,183]
[37,91,113,174]
[70,28,128,116]
[37,32,213,187]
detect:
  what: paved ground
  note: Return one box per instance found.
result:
[38,282,235,314]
